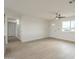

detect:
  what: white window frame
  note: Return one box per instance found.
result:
[62,20,75,32]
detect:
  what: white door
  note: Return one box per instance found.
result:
[8,22,16,37]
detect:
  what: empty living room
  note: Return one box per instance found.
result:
[4,0,75,59]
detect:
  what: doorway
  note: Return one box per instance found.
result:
[7,18,20,42]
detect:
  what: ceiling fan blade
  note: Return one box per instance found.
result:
[58,16,66,18]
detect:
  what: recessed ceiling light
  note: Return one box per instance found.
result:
[52,24,55,26]
[56,17,59,20]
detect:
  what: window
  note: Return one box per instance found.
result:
[62,20,75,32]
[71,20,75,31]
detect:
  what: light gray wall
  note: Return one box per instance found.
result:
[4,16,8,44]
[20,16,75,42]
[20,16,49,42]
[16,22,20,39]
[49,16,75,41]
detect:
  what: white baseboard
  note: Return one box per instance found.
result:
[20,36,75,43]
[21,37,48,42]
[49,37,75,43]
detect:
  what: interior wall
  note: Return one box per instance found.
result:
[16,21,20,39]
[4,16,8,44]
[48,16,75,41]
[20,16,49,42]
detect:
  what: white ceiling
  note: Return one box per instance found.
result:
[5,0,75,20]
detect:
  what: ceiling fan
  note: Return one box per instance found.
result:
[54,12,66,20]
[48,11,74,20]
